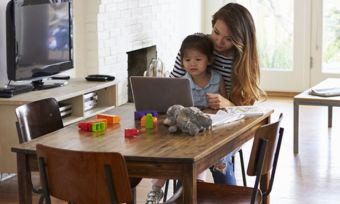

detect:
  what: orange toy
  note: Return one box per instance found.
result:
[96,114,120,124]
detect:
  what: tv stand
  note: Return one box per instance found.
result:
[0,78,117,172]
[0,84,33,98]
[32,79,66,90]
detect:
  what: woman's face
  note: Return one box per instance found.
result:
[210,19,234,56]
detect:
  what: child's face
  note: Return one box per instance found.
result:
[182,49,210,76]
[211,19,234,56]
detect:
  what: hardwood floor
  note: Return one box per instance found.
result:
[1,96,340,203]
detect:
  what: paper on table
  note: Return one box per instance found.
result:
[226,106,264,117]
[207,110,244,127]
[309,87,340,97]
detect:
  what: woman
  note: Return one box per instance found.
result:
[146,3,266,203]
[170,2,266,185]
[171,3,266,108]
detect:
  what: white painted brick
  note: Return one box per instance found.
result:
[121,9,132,19]
[103,56,112,66]
[127,0,138,9]
[117,1,129,10]
[91,0,202,104]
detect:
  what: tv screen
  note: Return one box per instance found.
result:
[6,0,73,84]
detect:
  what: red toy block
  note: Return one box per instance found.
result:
[124,128,139,137]
[78,119,107,132]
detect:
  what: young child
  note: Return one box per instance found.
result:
[180,33,226,107]
[146,33,226,204]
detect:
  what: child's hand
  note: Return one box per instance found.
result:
[206,93,234,109]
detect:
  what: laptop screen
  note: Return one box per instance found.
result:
[130,76,194,113]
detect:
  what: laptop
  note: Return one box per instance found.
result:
[130,76,194,113]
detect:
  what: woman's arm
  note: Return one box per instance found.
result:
[218,76,227,98]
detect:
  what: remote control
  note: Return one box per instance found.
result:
[51,75,70,80]
[85,75,115,81]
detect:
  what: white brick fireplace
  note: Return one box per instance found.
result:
[73,0,203,105]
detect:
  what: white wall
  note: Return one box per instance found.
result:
[92,0,202,105]
[202,0,226,34]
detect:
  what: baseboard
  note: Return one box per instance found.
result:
[266,91,298,98]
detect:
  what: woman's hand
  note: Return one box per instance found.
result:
[206,93,234,109]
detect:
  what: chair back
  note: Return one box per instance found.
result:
[15,98,63,143]
[247,113,283,176]
[36,144,133,204]
[247,113,284,202]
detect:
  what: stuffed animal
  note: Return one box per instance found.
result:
[163,105,212,136]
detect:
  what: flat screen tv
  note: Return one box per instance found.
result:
[6,0,73,89]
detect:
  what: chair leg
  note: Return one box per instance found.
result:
[232,155,235,170]
[239,149,247,187]
[173,180,177,192]
[163,179,178,202]
[32,186,45,204]
[163,179,169,202]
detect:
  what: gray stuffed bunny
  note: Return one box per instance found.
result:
[163,105,212,136]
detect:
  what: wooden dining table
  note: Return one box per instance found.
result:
[11,104,273,204]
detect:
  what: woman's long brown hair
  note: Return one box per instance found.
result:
[212,3,266,105]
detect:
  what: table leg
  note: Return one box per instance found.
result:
[328,106,333,128]
[16,153,33,204]
[294,100,299,154]
[182,165,197,204]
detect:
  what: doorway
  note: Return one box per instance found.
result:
[203,0,340,92]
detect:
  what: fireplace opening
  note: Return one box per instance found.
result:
[127,46,157,102]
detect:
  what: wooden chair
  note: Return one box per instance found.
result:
[15,98,64,143]
[163,149,247,202]
[166,113,284,204]
[36,144,133,204]
[15,98,141,203]
[15,98,64,203]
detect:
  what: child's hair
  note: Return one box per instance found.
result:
[180,33,214,63]
[212,3,266,105]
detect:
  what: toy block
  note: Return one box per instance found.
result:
[124,128,139,137]
[134,110,158,121]
[96,114,120,124]
[78,119,107,132]
[140,114,157,128]
[145,113,154,129]
[91,121,106,132]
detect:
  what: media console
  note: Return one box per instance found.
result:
[0,78,118,172]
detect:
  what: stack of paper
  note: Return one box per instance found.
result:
[309,88,340,97]
[207,110,244,127]
[226,106,264,117]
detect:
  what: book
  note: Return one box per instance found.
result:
[226,106,264,117]
[84,99,98,111]
[207,110,245,127]
[60,109,72,118]
[58,103,72,112]
[84,92,97,101]
[309,87,340,97]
